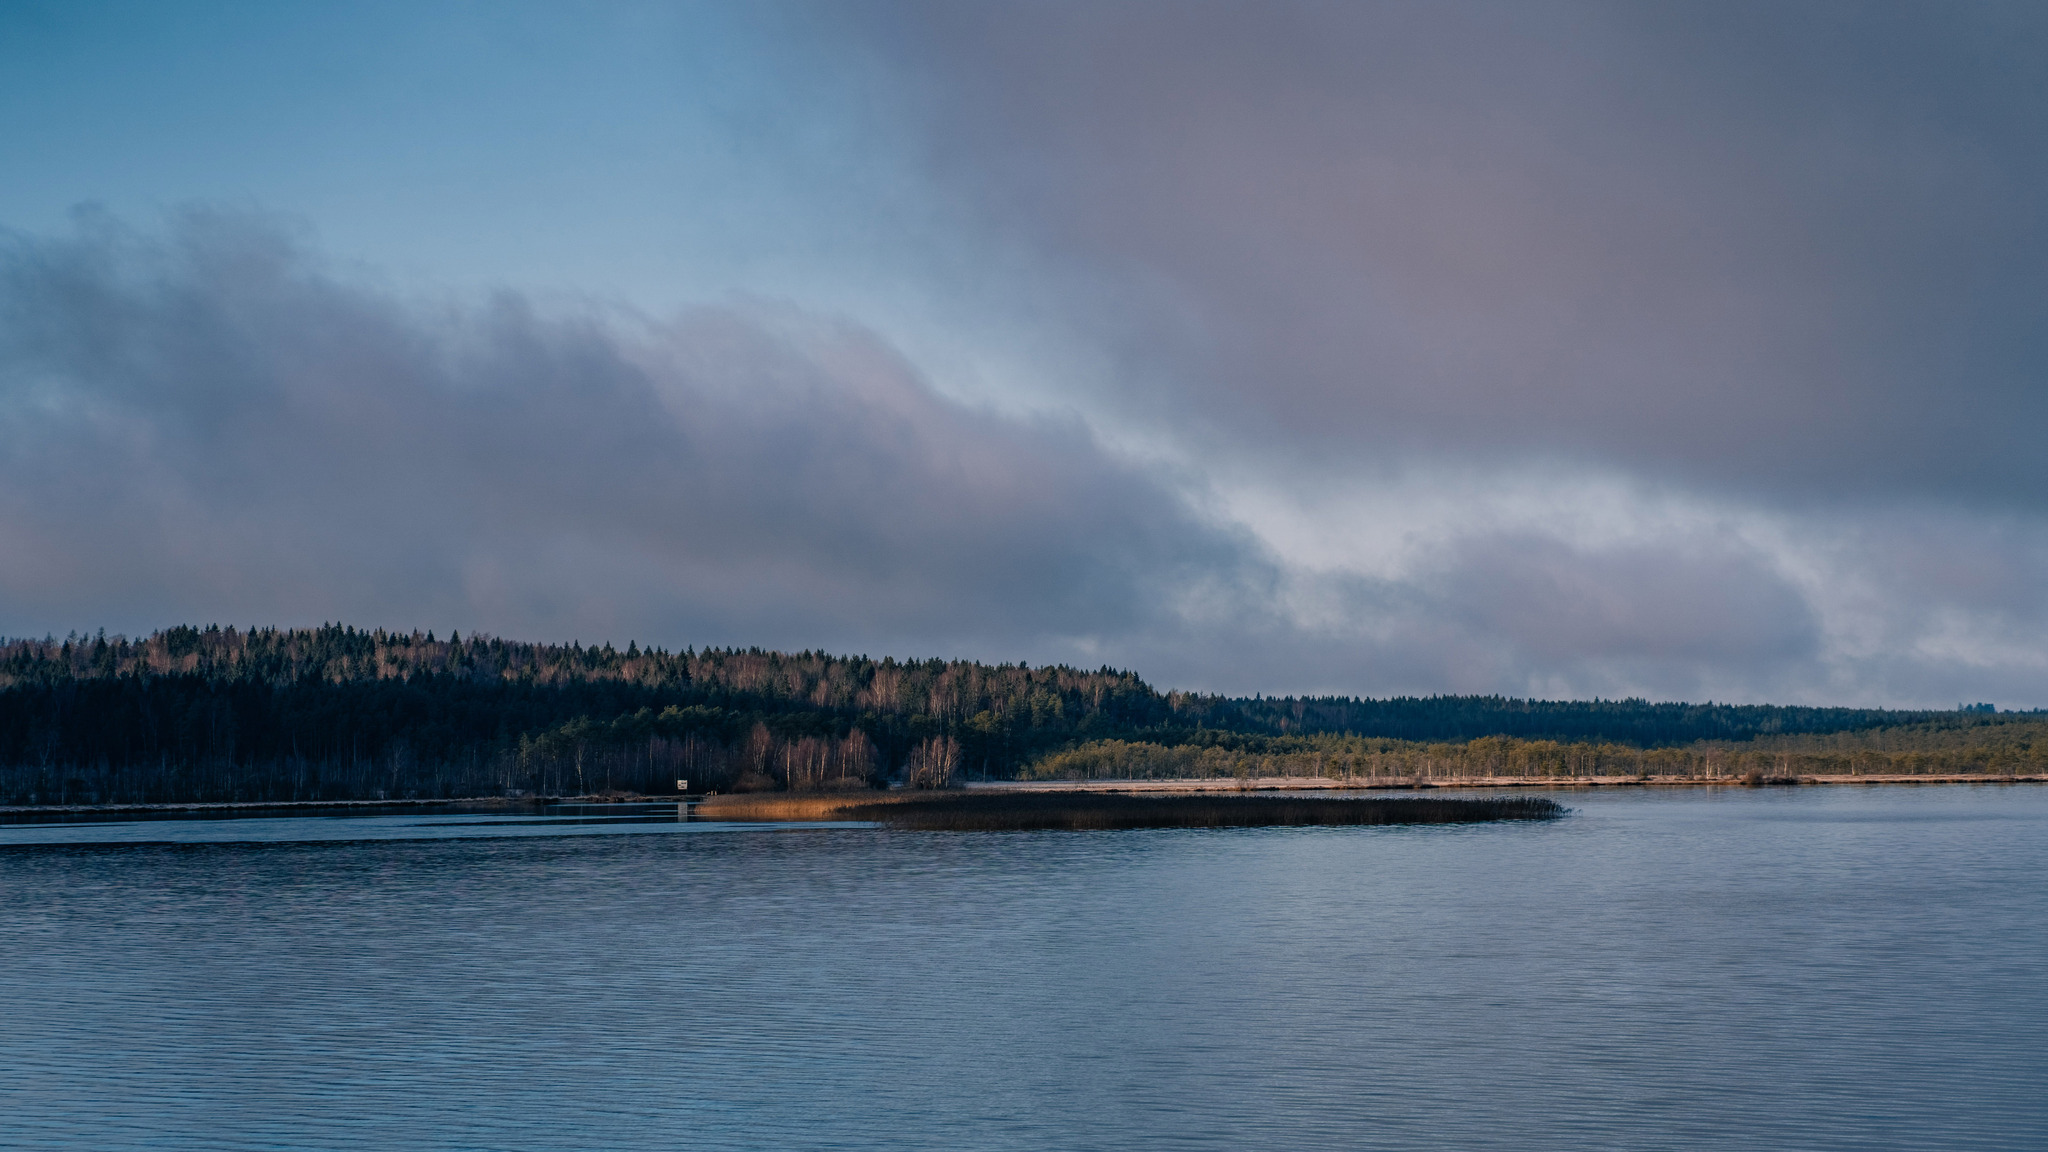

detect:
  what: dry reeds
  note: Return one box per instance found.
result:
[698,790,1564,830]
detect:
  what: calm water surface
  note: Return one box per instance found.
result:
[2,787,2043,1150]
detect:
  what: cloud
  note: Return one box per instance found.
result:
[858,1,2048,508]
[1104,521,1827,705]
[0,209,1242,658]
[1,199,2044,707]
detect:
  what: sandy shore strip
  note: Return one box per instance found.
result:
[697,775,2048,822]
[10,773,2043,817]
[963,774,2048,792]
[691,789,1568,826]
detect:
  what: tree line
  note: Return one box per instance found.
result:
[0,624,2023,805]
[1203,694,1952,745]
[1031,726,2048,783]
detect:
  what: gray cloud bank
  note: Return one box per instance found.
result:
[0,210,1239,661]
[864,1,2048,507]
[3,211,2042,705]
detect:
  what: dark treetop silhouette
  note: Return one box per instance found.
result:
[0,625,2020,805]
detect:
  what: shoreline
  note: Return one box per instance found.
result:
[5,772,2043,816]
[971,774,2048,792]
[0,796,557,816]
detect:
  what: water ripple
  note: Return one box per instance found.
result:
[2,786,2045,1149]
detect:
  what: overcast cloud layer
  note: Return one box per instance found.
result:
[2,2,2046,706]
[869,1,2048,505]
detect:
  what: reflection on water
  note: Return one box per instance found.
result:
[3,786,2045,1150]
[0,802,860,844]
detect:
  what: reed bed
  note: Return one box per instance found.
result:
[693,792,914,821]
[810,792,1565,830]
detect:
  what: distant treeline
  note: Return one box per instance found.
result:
[1030,723,2048,784]
[0,626,1153,803]
[1209,695,1951,745]
[0,625,2026,804]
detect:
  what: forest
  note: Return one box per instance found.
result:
[1026,718,2048,784]
[0,624,2030,804]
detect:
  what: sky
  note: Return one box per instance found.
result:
[2,0,2045,706]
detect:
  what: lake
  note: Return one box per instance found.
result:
[3,786,2044,1150]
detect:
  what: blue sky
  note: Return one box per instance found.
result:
[4,1,2047,706]
[2,4,924,303]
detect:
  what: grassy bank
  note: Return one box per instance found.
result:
[696,790,1564,829]
[693,792,906,821]
[1024,718,2048,785]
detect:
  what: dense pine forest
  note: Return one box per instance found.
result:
[0,625,2029,805]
